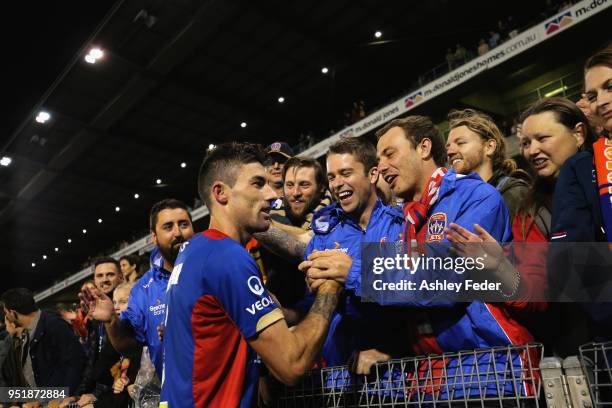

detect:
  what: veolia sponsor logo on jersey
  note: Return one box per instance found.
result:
[246,295,274,315]
[246,276,273,315]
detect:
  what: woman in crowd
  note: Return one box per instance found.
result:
[448,96,597,354]
[547,44,612,352]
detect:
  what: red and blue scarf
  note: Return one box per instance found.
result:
[403,167,447,249]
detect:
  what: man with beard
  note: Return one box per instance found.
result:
[80,199,194,378]
[261,157,332,310]
[446,109,530,222]
[160,143,342,407]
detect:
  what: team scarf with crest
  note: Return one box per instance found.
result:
[593,133,612,242]
[402,167,447,251]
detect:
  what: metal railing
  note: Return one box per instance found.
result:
[580,342,612,407]
[274,344,544,407]
[515,71,584,113]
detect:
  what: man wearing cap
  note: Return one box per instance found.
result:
[265,142,294,206]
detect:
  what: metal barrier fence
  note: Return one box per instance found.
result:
[580,342,612,407]
[34,342,611,407]
[274,344,543,407]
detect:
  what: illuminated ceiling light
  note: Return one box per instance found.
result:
[82,229,87,234]
[208,144,216,150]
[67,238,72,243]
[240,122,247,128]
[321,67,329,74]
[35,111,51,124]
[180,162,186,168]
[134,193,140,199]
[31,262,36,268]
[374,31,382,38]
[156,178,162,185]
[42,255,47,260]
[0,156,12,167]
[84,47,104,64]
[115,206,120,212]
[89,48,104,59]
[98,218,103,223]
[278,96,285,103]
[54,247,59,252]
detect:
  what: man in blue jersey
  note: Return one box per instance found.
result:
[298,137,406,366]
[306,116,530,378]
[81,199,195,378]
[161,142,343,407]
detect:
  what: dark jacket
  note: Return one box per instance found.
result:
[89,341,142,408]
[29,311,86,393]
[76,320,105,395]
[550,150,606,243]
[0,330,27,388]
[548,150,612,354]
[488,169,530,223]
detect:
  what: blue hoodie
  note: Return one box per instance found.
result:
[120,248,168,376]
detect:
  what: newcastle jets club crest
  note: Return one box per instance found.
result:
[427,212,447,242]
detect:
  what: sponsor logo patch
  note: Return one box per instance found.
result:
[427,212,447,242]
[544,11,573,35]
[247,276,265,296]
[404,91,423,108]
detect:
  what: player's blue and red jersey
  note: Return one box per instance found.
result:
[160,229,284,408]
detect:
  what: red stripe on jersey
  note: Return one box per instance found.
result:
[484,304,533,347]
[192,294,248,407]
[484,303,538,396]
[203,229,229,240]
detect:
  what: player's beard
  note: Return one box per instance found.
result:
[286,191,322,226]
[158,238,185,268]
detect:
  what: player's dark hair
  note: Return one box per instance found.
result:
[149,198,192,231]
[119,254,139,268]
[584,43,612,71]
[92,256,120,272]
[520,96,596,148]
[327,137,378,175]
[1,288,37,315]
[198,142,267,208]
[376,115,447,166]
[282,156,327,190]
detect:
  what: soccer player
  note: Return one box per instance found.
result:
[160,143,342,407]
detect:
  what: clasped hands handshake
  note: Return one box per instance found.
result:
[298,249,352,293]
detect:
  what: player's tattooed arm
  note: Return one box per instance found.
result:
[248,280,342,386]
[254,222,312,260]
[309,286,342,320]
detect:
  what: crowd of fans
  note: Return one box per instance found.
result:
[0,41,610,407]
[289,0,585,160]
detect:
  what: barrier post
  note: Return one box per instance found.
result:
[540,357,571,408]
